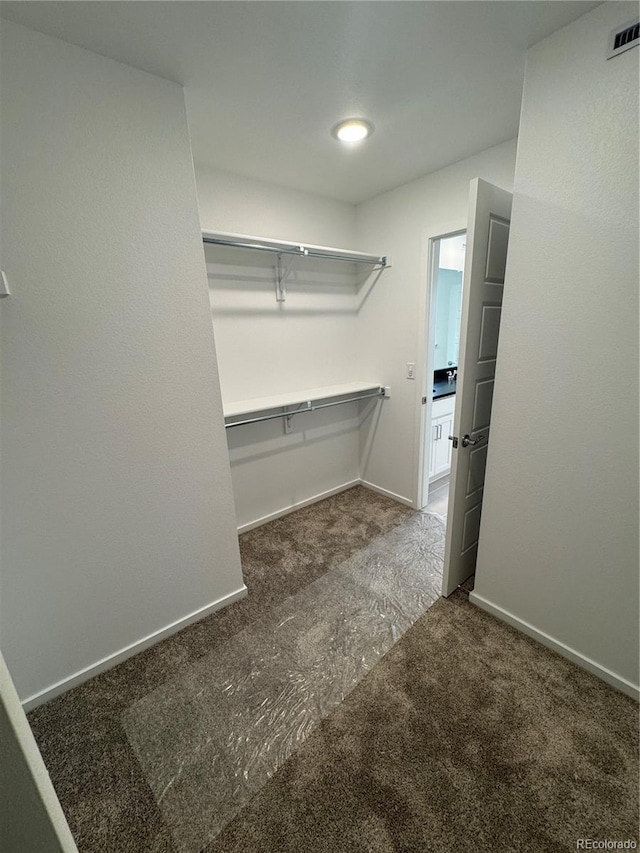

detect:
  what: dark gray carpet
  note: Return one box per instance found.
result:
[120,511,444,853]
[26,486,414,852]
[26,486,638,852]
[205,594,639,853]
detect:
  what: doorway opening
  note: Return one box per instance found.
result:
[418,230,466,515]
[417,181,512,598]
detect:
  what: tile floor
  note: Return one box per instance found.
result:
[425,474,450,519]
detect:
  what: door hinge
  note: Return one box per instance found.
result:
[421,396,427,404]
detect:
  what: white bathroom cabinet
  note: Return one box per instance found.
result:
[429,394,456,481]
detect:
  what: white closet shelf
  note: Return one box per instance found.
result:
[202,230,390,303]
[202,230,389,268]
[223,382,385,428]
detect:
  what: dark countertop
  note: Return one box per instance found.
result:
[433,379,456,400]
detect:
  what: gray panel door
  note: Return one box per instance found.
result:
[442,178,512,596]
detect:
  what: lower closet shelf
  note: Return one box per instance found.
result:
[223,382,385,429]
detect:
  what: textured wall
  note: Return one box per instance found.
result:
[195,166,364,529]
[355,140,517,505]
[194,145,517,527]
[0,22,244,704]
[474,2,639,693]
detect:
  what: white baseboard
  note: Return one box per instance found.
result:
[359,479,415,508]
[28,482,410,708]
[429,471,450,487]
[21,585,248,712]
[469,591,639,701]
[237,480,360,533]
[238,479,415,533]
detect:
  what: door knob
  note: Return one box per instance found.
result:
[461,433,485,447]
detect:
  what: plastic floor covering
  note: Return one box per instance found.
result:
[122,512,445,853]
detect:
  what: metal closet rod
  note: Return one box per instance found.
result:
[225,388,384,429]
[202,234,388,268]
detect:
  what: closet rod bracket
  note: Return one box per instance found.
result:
[275,251,302,302]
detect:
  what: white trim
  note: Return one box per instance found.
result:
[359,479,415,508]
[429,471,451,487]
[412,230,434,509]
[237,480,360,533]
[469,591,640,701]
[1,653,79,851]
[414,225,467,510]
[22,479,411,708]
[21,585,248,712]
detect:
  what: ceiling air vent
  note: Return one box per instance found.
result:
[607,18,639,59]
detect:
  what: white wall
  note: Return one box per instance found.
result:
[195,144,517,528]
[0,652,78,852]
[195,166,368,529]
[355,139,517,505]
[0,22,244,706]
[196,166,357,249]
[473,3,639,696]
[196,166,360,403]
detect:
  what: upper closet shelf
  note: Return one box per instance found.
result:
[224,382,385,429]
[202,229,390,302]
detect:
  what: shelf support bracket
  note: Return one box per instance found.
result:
[283,400,311,433]
[275,252,297,302]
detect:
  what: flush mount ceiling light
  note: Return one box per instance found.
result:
[331,118,374,144]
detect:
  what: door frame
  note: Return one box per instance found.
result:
[414,225,467,511]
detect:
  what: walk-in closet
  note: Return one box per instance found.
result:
[202,228,390,530]
[2,2,637,852]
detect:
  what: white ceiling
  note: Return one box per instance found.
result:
[0,1,599,204]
